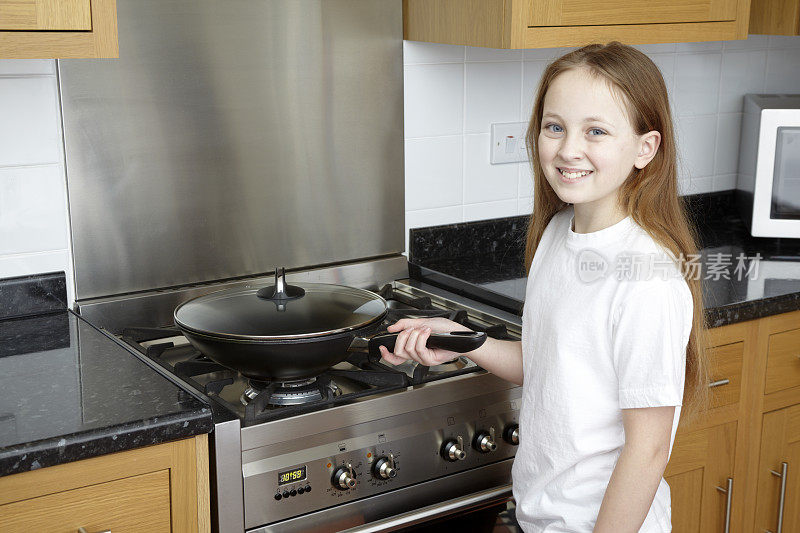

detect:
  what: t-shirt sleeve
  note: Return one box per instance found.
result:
[612,278,693,409]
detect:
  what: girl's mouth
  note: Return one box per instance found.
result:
[557,168,593,183]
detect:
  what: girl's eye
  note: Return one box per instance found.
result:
[589,128,607,136]
[544,123,563,133]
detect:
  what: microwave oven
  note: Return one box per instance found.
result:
[736,94,800,238]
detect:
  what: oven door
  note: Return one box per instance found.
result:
[338,484,516,533]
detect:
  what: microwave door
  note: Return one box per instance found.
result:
[771,126,800,220]
[750,106,800,238]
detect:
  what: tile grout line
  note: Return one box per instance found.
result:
[0,248,70,260]
[461,47,467,223]
[0,162,62,171]
[710,45,726,191]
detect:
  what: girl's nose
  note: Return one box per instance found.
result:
[557,133,584,161]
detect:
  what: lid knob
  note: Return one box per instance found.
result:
[256,267,306,305]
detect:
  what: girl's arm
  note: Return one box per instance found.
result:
[378,318,524,385]
[461,336,523,386]
[593,406,675,533]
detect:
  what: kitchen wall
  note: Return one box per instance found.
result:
[1,36,799,297]
[0,60,73,303]
[403,35,800,242]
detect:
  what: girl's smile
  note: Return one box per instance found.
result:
[557,168,593,182]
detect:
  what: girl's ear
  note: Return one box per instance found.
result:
[634,131,661,170]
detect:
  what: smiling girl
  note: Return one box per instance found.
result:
[380,43,711,532]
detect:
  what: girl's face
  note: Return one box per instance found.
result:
[538,67,659,214]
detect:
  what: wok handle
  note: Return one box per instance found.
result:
[369,331,487,356]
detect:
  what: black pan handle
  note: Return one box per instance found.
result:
[368,331,487,357]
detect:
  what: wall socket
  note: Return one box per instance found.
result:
[490,122,528,164]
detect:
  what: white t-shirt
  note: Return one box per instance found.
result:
[512,205,694,533]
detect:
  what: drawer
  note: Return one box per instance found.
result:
[764,327,800,396]
[0,469,171,532]
[707,341,743,410]
[0,0,92,31]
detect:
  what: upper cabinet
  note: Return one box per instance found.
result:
[749,0,800,35]
[403,0,751,48]
[0,0,118,58]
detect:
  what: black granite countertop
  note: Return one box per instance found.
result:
[0,297,212,476]
[409,191,800,328]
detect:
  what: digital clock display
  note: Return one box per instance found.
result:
[278,466,307,486]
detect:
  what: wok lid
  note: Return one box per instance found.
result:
[174,268,387,340]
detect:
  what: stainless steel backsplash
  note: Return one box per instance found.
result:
[59,0,404,301]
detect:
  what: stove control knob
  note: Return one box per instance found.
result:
[503,423,520,446]
[373,453,397,480]
[474,427,497,453]
[441,436,467,462]
[332,463,357,490]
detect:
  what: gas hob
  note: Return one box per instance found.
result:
[119,283,518,427]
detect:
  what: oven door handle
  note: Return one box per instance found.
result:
[338,483,514,533]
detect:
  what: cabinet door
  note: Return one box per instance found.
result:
[0,469,171,532]
[708,341,744,411]
[665,421,737,532]
[764,326,800,397]
[754,405,800,533]
[0,0,91,30]
[527,0,739,26]
[749,0,800,35]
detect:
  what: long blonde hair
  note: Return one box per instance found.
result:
[524,42,710,423]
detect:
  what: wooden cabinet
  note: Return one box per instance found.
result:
[749,0,800,35]
[0,0,117,58]
[663,309,800,532]
[743,310,800,532]
[0,0,90,30]
[1,470,172,532]
[403,0,751,49]
[0,434,209,533]
[665,422,737,532]
[764,326,800,397]
[666,318,758,532]
[754,404,800,533]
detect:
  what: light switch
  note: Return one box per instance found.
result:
[490,122,528,164]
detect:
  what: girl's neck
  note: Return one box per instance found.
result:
[571,202,629,234]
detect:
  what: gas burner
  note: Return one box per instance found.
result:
[240,378,342,406]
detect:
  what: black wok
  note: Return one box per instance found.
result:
[174,268,486,381]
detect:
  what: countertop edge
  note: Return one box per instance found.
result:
[705,290,800,328]
[410,262,800,329]
[0,408,213,476]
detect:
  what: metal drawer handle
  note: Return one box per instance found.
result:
[709,378,730,388]
[715,477,733,533]
[765,462,788,533]
[338,484,513,533]
[77,528,111,533]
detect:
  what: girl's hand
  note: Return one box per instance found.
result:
[378,317,472,367]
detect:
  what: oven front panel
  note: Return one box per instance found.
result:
[242,389,522,529]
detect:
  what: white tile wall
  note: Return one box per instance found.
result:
[2,37,800,284]
[403,35,800,244]
[0,59,74,304]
